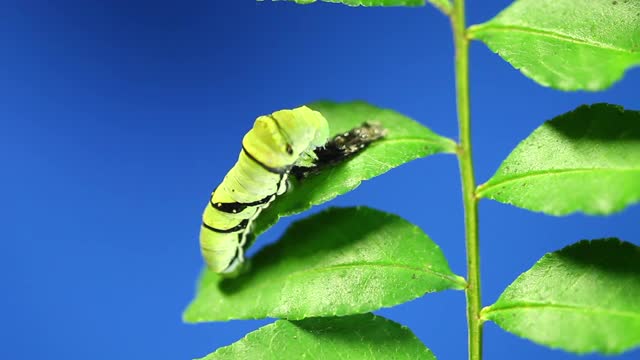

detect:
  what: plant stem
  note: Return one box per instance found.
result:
[450,0,482,359]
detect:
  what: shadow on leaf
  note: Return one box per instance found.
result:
[218,207,397,295]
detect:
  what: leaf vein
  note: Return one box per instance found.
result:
[470,24,638,55]
[483,302,640,321]
[376,136,457,152]
[477,167,640,196]
[284,262,466,288]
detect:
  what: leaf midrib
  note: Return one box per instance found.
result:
[284,261,466,287]
[478,167,640,196]
[204,261,465,300]
[371,136,457,152]
[469,24,638,55]
[482,301,640,321]
[313,0,425,6]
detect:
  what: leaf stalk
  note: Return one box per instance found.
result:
[450,0,483,359]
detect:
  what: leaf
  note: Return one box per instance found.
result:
[184,207,465,322]
[272,0,453,14]
[254,100,457,236]
[477,103,640,216]
[274,0,455,14]
[468,0,640,91]
[482,239,640,355]
[282,0,453,12]
[198,314,436,360]
[288,0,424,5]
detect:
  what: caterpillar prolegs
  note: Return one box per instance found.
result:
[200,106,387,273]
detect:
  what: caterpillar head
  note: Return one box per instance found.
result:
[243,106,329,169]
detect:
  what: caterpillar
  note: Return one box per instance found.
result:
[200,105,387,274]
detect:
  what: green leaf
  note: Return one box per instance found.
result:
[478,103,640,216]
[280,0,452,12]
[184,207,465,322]
[482,239,640,355]
[469,0,640,91]
[198,314,436,360]
[292,0,424,5]
[254,100,456,236]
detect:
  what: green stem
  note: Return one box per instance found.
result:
[450,0,483,359]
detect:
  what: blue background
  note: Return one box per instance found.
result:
[1,1,638,359]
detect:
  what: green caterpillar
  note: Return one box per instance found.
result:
[200,106,386,273]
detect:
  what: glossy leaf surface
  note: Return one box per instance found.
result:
[478,104,640,215]
[184,207,465,322]
[483,239,640,354]
[199,314,436,360]
[469,0,640,91]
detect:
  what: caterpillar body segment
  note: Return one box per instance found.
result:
[200,106,330,273]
